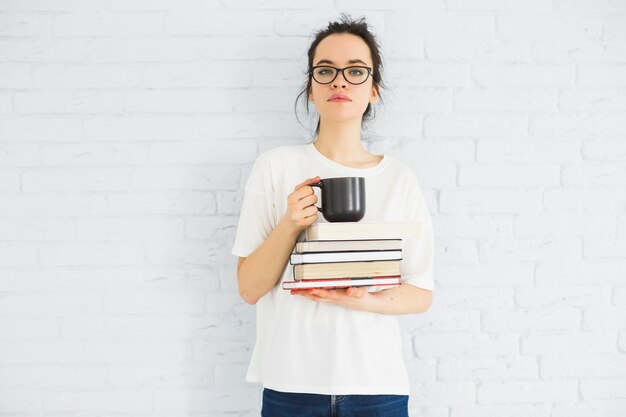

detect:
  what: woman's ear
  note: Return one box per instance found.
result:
[369,86,379,104]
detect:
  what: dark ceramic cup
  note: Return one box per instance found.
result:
[310,177,366,222]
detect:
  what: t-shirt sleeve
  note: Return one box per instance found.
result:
[400,173,435,291]
[231,153,277,258]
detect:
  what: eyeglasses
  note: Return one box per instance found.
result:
[309,65,373,85]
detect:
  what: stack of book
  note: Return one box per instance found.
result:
[282,222,422,290]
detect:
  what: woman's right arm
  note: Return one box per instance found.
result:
[237,176,321,305]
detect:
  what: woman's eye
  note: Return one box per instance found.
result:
[350,70,363,75]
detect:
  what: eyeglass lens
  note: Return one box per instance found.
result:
[312,66,370,85]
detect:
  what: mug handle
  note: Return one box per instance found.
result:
[310,181,323,214]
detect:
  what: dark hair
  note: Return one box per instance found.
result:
[294,13,387,140]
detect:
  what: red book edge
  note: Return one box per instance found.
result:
[282,275,401,290]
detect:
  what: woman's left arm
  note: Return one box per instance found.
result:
[291,283,432,315]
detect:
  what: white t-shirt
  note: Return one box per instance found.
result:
[231,141,434,395]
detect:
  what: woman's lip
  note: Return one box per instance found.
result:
[329,98,351,102]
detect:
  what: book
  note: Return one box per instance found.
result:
[293,260,400,280]
[305,221,421,241]
[290,249,401,265]
[282,275,401,290]
[282,223,418,291]
[295,238,402,254]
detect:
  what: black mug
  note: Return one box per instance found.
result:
[310,177,366,222]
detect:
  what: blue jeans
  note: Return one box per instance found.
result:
[261,388,409,417]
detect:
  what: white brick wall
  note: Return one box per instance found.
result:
[0,0,624,416]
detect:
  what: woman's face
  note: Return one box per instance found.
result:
[308,33,379,124]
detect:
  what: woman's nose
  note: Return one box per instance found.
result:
[332,71,348,88]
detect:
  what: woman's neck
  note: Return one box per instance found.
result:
[314,120,371,164]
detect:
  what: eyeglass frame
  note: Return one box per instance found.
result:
[309,65,374,85]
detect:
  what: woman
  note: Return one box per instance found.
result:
[231,13,434,417]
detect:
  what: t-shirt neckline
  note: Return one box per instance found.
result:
[306,142,390,174]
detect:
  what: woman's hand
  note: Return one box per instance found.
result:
[293,284,432,315]
[283,176,321,233]
[290,287,375,312]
